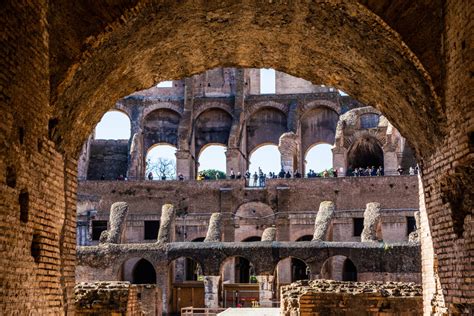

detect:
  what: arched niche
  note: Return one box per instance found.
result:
[143,108,180,150]
[300,107,339,155]
[132,258,157,284]
[247,107,287,153]
[194,108,232,156]
[347,135,384,170]
[320,256,357,282]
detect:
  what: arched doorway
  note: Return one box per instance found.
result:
[220,256,259,308]
[342,258,357,281]
[248,144,282,177]
[145,144,177,180]
[304,143,333,175]
[132,258,157,284]
[169,256,204,314]
[347,135,384,171]
[197,144,227,179]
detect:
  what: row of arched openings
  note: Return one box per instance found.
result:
[94,109,386,177]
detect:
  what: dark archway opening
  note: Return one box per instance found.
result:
[347,135,384,170]
[342,258,357,281]
[291,258,309,282]
[185,237,205,281]
[132,258,157,284]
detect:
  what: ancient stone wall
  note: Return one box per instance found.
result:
[87,140,129,180]
[281,280,422,316]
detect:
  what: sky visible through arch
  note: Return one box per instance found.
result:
[95,70,342,176]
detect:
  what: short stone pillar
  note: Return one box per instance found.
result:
[261,227,276,241]
[157,204,175,243]
[361,202,382,242]
[278,132,299,173]
[203,275,220,308]
[256,275,274,307]
[128,132,144,180]
[312,201,335,241]
[204,213,222,242]
[99,202,128,244]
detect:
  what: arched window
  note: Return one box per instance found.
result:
[197,145,227,179]
[94,110,131,140]
[249,144,281,175]
[291,258,310,282]
[304,143,333,174]
[132,259,156,284]
[260,68,276,94]
[145,144,177,180]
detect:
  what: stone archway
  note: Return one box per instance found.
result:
[4,1,472,315]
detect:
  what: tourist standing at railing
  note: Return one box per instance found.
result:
[253,172,258,186]
[230,168,235,179]
[397,165,404,175]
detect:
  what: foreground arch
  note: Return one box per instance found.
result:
[3,1,471,314]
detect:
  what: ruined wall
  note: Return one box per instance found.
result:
[87,140,129,180]
[281,280,422,316]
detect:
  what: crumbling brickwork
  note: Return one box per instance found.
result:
[281,280,423,316]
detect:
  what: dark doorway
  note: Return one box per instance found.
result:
[347,135,384,170]
[133,258,157,284]
[342,258,357,281]
[291,258,309,282]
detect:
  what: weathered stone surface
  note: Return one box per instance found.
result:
[204,213,222,242]
[409,211,421,243]
[312,201,335,241]
[261,227,277,242]
[361,202,382,242]
[157,204,175,243]
[102,202,129,244]
[281,280,423,316]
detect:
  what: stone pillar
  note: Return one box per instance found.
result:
[261,227,276,241]
[157,204,175,243]
[204,213,222,242]
[203,275,220,308]
[128,131,144,180]
[312,201,335,241]
[226,148,246,175]
[383,151,398,175]
[256,275,274,307]
[361,202,382,242]
[99,202,128,244]
[77,135,92,180]
[279,132,299,173]
[176,150,195,180]
[332,146,347,177]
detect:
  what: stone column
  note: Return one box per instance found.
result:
[128,131,144,180]
[157,204,175,243]
[312,201,335,241]
[256,275,274,307]
[279,132,299,173]
[226,148,246,175]
[99,202,129,244]
[203,275,220,308]
[361,202,382,242]
[383,151,398,175]
[204,213,222,242]
[176,150,195,180]
[332,146,347,177]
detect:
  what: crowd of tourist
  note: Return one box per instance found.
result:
[108,164,419,182]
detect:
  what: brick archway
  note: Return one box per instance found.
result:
[3,1,472,314]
